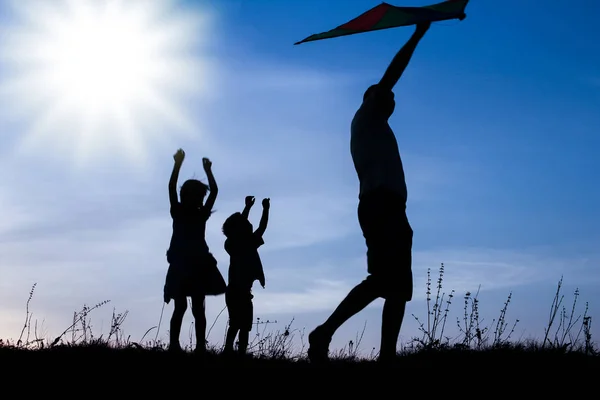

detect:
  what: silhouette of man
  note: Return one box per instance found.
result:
[308,21,431,363]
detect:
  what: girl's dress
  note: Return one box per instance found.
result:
[164,202,226,302]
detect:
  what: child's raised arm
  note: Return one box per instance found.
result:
[254,198,270,237]
[242,196,255,219]
[202,157,218,212]
[169,149,185,207]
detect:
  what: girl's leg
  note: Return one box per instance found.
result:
[191,295,206,353]
[170,297,187,351]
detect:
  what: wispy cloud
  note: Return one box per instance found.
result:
[0,191,41,236]
[255,279,353,315]
[412,246,600,298]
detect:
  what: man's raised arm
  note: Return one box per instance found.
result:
[378,21,431,92]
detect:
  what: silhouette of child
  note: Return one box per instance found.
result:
[222,196,270,355]
[163,148,225,354]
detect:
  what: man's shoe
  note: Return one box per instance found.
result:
[307,327,331,363]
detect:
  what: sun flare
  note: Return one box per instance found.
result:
[0,0,214,165]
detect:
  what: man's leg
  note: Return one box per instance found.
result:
[380,298,406,361]
[363,188,413,362]
[379,249,412,362]
[379,216,413,361]
[308,278,379,361]
[308,192,385,362]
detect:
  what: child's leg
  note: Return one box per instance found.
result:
[224,288,239,353]
[238,330,249,354]
[191,295,206,352]
[224,324,239,353]
[237,294,253,354]
[169,297,187,350]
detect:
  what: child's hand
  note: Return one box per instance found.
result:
[173,149,185,165]
[262,198,270,210]
[202,157,212,171]
[245,196,255,207]
[164,294,171,304]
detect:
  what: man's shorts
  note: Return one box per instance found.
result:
[358,188,413,301]
[225,287,254,332]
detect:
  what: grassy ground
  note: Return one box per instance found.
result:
[2,340,597,368]
[1,341,596,396]
[2,265,597,386]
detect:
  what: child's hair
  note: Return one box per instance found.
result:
[222,212,250,238]
[180,179,209,206]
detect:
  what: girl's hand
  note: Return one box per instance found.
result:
[262,198,270,209]
[245,196,255,207]
[202,157,212,171]
[173,149,185,164]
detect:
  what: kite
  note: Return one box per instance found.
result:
[294,0,469,45]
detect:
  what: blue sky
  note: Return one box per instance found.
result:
[0,0,598,355]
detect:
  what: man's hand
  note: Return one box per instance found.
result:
[245,196,255,207]
[202,157,212,171]
[262,198,270,210]
[173,149,185,165]
[415,21,431,37]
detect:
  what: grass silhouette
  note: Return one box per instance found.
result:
[2,264,598,372]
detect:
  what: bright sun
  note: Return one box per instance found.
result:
[0,0,214,165]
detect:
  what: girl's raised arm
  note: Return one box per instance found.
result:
[169,149,185,207]
[202,157,218,212]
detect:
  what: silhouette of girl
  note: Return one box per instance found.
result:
[164,148,225,354]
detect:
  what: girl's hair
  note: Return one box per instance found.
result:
[222,212,247,238]
[180,179,209,204]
